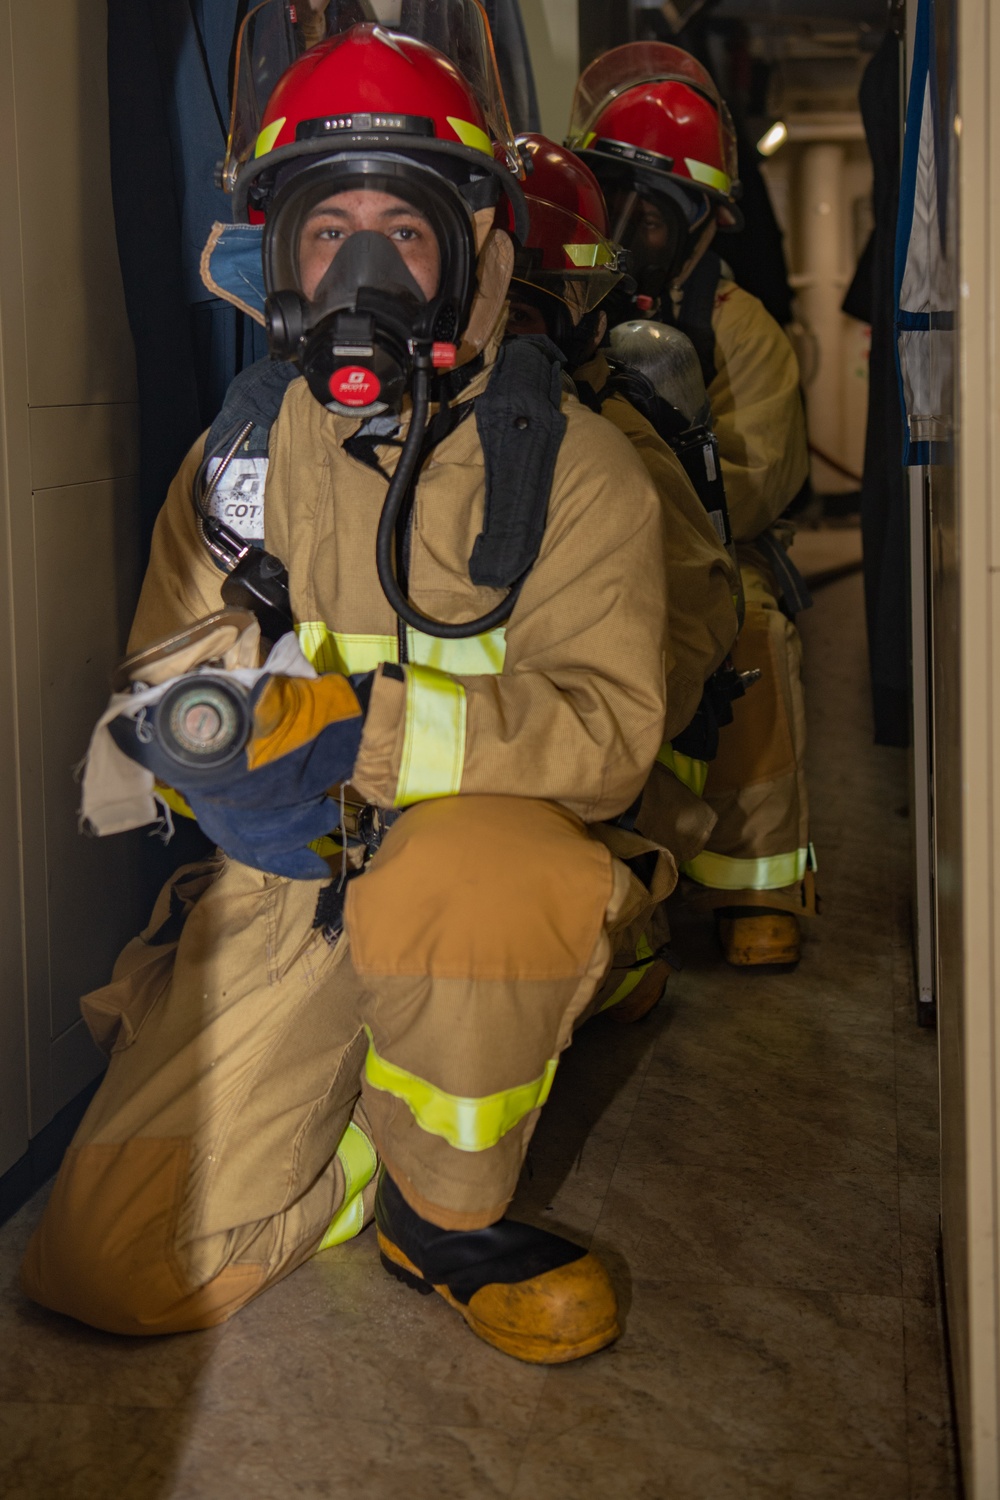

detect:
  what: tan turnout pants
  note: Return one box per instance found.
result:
[683,545,814,916]
[21,795,663,1337]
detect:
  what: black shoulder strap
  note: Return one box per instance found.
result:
[204,358,299,460]
[469,336,567,590]
[671,251,722,387]
[203,345,567,597]
[572,377,605,414]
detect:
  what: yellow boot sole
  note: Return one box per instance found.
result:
[716,912,801,967]
[377,1229,621,1364]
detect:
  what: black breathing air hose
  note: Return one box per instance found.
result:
[374,362,518,640]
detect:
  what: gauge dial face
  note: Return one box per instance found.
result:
[158,677,250,769]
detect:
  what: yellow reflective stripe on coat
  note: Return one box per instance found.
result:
[599,933,654,1012]
[406,626,506,674]
[394,665,466,806]
[297,624,396,675]
[683,846,809,891]
[363,1027,558,1152]
[316,1121,379,1251]
[656,743,709,798]
[296,622,506,677]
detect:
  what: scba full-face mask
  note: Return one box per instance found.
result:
[263,155,478,415]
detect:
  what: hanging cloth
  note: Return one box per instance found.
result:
[894,0,954,464]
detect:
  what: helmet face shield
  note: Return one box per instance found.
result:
[225,0,519,192]
[570,44,722,131]
[511,198,623,320]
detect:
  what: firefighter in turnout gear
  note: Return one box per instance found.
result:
[21,14,674,1363]
[501,133,741,1015]
[568,43,815,967]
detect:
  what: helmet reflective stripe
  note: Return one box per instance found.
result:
[446,116,492,155]
[563,242,617,268]
[256,118,286,158]
[685,159,730,196]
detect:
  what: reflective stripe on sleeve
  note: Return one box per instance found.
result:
[363,1027,558,1153]
[394,665,466,807]
[296,623,506,677]
[682,846,810,891]
[316,1121,379,1251]
[656,743,709,798]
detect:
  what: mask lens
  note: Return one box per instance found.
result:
[611,192,683,274]
[268,171,444,318]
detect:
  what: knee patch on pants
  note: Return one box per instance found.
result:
[346,795,614,981]
[21,1138,265,1335]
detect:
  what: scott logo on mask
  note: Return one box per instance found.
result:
[329,366,382,406]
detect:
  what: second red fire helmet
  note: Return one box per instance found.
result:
[499,134,624,333]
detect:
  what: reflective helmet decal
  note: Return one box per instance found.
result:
[685,159,730,195]
[256,118,286,159]
[446,117,492,156]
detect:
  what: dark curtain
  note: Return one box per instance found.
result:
[108,1,270,558]
[843,27,910,747]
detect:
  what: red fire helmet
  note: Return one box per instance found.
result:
[567,42,739,208]
[233,22,526,234]
[498,135,623,319]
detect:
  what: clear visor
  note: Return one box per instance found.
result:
[513,201,623,320]
[567,42,738,188]
[223,0,518,191]
[266,160,466,319]
[608,186,708,268]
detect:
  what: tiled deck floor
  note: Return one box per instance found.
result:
[0,557,957,1499]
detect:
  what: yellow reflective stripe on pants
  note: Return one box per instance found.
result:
[683,846,810,891]
[394,665,466,807]
[316,1121,379,1251]
[363,1027,558,1153]
[296,622,507,678]
[599,934,654,1012]
[656,743,709,798]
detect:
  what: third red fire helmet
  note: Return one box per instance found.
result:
[499,134,624,325]
[566,43,739,209]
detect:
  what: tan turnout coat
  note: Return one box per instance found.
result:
[132,342,671,824]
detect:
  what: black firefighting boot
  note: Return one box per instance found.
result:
[375,1172,620,1364]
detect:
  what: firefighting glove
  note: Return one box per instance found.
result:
[110,671,372,879]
